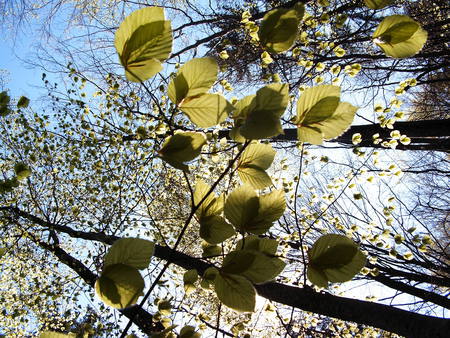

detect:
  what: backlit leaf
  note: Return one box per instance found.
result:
[373,15,427,58]
[259,5,304,53]
[168,57,218,105]
[214,273,256,312]
[199,215,235,244]
[95,264,144,309]
[159,132,207,171]
[180,93,234,128]
[364,0,394,10]
[237,143,275,189]
[104,238,155,270]
[224,185,260,231]
[193,180,223,218]
[115,7,172,82]
[240,83,289,139]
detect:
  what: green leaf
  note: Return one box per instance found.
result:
[168,57,218,105]
[237,143,275,189]
[307,234,366,287]
[193,180,223,218]
[224,187,285,234]
[40,332,76,338]
[259,5,304,53]
[239,83,289,139]
[233,95,256,122]
[222,250,285,284]
[0,91,10,117]
[104,238,155,270]
[373,15,427,58]
[95,264,144,309]
[0,247,6,258]
[14,162,31,181]
[158,300,172,316]
[199,215,235,244]
[17,96,30,108]
[250,189,286,235]
[179,326,201,338]
[235,235,278,256]
[214,273,256,312]
[364,0,394,10]
[159,132,207,171]
[179,93,234,128]
[296,85,357,145]
[115,7,172,82]
[224,185,260,231]
[183,269,198,284]
[201,267,219,289]
[202,243,222,258]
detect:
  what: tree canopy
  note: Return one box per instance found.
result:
[0,0,449,337]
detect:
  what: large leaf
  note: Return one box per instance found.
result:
[259,5,304,53]
[237,143,276,189]
[115,7,172,82]
[224,186,285,234]
[373,15,427,58]
[235,235,279,256]
[307,234,366,287]
[159,132,207,171]
[104,238,155,270]
[248,190,285,234]
[95,264,144,309]
[199,215,235,244]
[168,57,218,105]
[180,93,234,128]
[364,0,394,9]
[214,273,256,312]
[240,83,289,139]
[222,250,285,284]
[296,85,357,145]
[233,94,256,122]
[224,185,260,231]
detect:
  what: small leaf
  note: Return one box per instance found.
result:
[364,0,394,10]
[168,57,218,105]
[202,244,221,258]
[17,96,30,108]
[183,269,198,284]
[373,15,427,58]
[199,215,235,244]
[179,326,201,338]
[159,132,207,171]
[201,267,219,289]
[193,180,223,218]
[214,273,256,312]
[115,7,172,82]
[237,143,276,189]
[104,238,155,270]
[158,300,172,316]
[259,5,304,53]
[14,162,31,181]
[239,83,289,139]
[95,264,144,309]
[179,93,234,128]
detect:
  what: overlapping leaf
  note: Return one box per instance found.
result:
[104,238,154,270]
[373,15,427,58]
[224,185,285,234]
[237,143,276,189]
[214,273,256,312]
[296,85,357,145]
[307,234,366,288]
[238,83,289,140]
[115,7,172,82]
[95,264,144,309]
[364,0,394,9]
[159,132,207,171]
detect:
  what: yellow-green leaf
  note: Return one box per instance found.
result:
[259,5,304,53]
[104,238,155,270]
[193,180,223,218]
[214,273,256,312]
[14,162,31,181]
[168,57,218,105]
[40,332,76,338]
[240,83,289,139]
[237,143,275,189]
[115,7,172,82]
[249,189,286,234]
[95,264,144,309]
[235,235,278,255]
[307,234,366,287]
[224,185,260,231]
[364,0,394,10]
[199,215,235,244]
[179,326,201,338]
[180,93,234,128]
[159,132,207,171]
[373,15,427,58]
